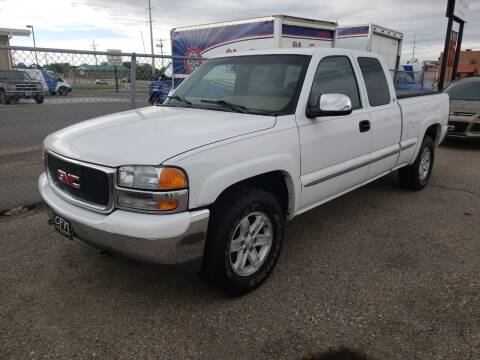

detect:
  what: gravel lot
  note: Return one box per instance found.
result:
[1,140,479,360]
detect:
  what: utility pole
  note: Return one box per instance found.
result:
[147,0,155,77]
[26,25,39,66]
[91,39,99,66]
[156,39,165,70]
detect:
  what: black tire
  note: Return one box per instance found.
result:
[58,87,68,96]
[398,136,435,191]
[35,96,44,104]
[0,90,6,105]
[203,186,285,296]
[50,91,57,96]
[149,94,160,105]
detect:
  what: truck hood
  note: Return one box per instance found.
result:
[450,100,480,115]
[44,106,276,167]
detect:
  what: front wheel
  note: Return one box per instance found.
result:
[149,94,161,105]
[398,136,435,191]
[203,186,284,296]
[0,90,7,105]
[58,87,68,96]
[34,96,44,104]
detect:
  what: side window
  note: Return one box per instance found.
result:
[358,57,391,106]
[309,56,361,110]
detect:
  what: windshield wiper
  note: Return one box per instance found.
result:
[167,95,192,105]
[200,99,247,113]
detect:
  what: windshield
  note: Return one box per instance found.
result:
[444,78,480,101]
[166,55,311,116]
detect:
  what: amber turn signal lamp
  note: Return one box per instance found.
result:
[159,168,188,190]
[157,199,178,211]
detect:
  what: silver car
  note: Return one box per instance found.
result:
[444,77,480,139]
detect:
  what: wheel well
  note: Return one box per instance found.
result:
[425,124,440,144]
[214,171,291,216]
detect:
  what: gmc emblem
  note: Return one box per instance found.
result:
[57,170,80,189]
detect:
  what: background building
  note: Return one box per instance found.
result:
[438,49,480,83]
[0,28,31,70]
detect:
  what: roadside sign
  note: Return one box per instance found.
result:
[106,49,122,66]
[447,0,470,22]
[455,0,469,21]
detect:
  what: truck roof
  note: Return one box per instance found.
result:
[338,24,403,40]
[171,14,337,32]
[209,47,381,59]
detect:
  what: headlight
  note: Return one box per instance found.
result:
[117,166,188,212]
[118,165,187,190]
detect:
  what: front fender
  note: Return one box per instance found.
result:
[163,120,302,218]
[196,152,299,216]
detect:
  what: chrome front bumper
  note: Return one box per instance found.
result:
[39,173,209,271]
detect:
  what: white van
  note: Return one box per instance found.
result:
[21,69,72,96]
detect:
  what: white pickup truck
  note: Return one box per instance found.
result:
[39,48,449,295]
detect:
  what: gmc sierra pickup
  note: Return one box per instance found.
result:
[39,48,449,295]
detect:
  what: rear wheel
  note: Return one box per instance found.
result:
[398,136,434,191]
[203,186,284,296]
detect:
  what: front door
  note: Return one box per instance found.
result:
[297,55,372,212]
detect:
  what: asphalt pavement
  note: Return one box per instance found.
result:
[1,140,479,359]
[0,91,149,211]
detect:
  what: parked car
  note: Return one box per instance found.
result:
[443,76,480,139]
[148,75,172,105]
[21,69,72,96]
[39,48,448,296]
[0,70,45,104]
[95,79,108,85]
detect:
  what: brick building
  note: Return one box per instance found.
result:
[438,49,480,84]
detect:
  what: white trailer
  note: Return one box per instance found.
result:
[336,24,403,73]
[171,15,337,80]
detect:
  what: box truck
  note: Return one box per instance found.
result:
[150,16,403,104]
[171,15,337,81]
[335,24,403,73]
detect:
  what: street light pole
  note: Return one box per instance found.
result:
[26,25,39,66]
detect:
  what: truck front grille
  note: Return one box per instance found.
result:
[46,152,111,209]
[15,82,39,91]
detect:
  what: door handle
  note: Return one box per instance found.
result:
[359,120,370,133]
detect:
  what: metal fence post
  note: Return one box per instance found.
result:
[130,53,136,110]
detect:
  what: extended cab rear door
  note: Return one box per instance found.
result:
[296,54,372,212]
[355,57,402,178]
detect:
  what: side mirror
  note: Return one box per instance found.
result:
[306,93,353,118]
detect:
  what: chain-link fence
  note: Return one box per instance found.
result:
[0,45,204,211]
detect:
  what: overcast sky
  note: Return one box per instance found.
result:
[1,0,479,62]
